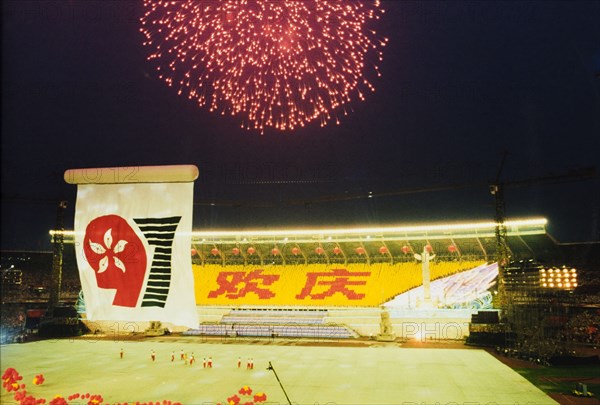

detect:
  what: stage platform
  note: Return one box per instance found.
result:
[194,306,481,339]
[1,338,555,404]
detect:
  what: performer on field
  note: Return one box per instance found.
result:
[119,348,124,359]
[151,350,156,362]
[171,351,175,362]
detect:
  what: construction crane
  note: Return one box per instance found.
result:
[489,155,595,311]
[48,200,67,316]
[490,152,509,310]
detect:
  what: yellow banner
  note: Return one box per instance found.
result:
[193,261,484,307]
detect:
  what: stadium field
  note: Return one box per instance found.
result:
[1,337,556,404]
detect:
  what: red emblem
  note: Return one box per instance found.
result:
[83,215,147,307]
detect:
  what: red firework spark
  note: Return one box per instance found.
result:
[140,0,386,133]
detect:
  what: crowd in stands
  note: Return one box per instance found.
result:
[566,311,600,345]
[1,251,81,343]
[1,272,81,304]
[0,305,26,344]
[2,246,599,354]
[1,251,81,304]
[193,260,486,307]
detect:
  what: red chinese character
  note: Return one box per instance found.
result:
[296,269,371,300]
[208,270,280,299]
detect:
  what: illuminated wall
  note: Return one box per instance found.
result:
[193,261,485,307]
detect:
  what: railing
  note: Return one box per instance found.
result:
[184,323,354,339]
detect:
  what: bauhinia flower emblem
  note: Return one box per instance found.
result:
[89,228,128,273]
[83,215,147,307]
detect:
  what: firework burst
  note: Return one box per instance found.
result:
[140,0,386,132]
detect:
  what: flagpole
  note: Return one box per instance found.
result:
[267,361,292,405]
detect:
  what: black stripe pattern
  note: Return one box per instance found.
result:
[134,216,182,308]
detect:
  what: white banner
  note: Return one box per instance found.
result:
[74,182,198,328]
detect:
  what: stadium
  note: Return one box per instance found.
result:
[2,213,599,404]
[2,0,600,401]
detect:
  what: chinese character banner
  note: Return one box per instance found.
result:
[193,261,485,307]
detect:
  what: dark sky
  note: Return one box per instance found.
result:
[2,0,600,251]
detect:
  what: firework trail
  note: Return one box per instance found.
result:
[140,0,386,132]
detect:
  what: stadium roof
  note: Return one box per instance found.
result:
[51,217,547,244]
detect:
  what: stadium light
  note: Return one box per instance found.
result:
[540,266,577,290]
[189,217,548,237]
[49,217,548,244]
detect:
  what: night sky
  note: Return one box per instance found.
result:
[2,1,600,251]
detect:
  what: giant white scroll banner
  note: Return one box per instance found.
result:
[65,165,199,328]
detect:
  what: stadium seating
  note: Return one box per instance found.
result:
[184,323,355,339]
[222,309,327,325]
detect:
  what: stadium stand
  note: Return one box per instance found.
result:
[193,261,485,307]
[222,309,328,325]
[217,308,356,337]
[3,219,599,344]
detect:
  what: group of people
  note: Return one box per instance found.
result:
[174,351,213,367]
[118,348,256,369]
